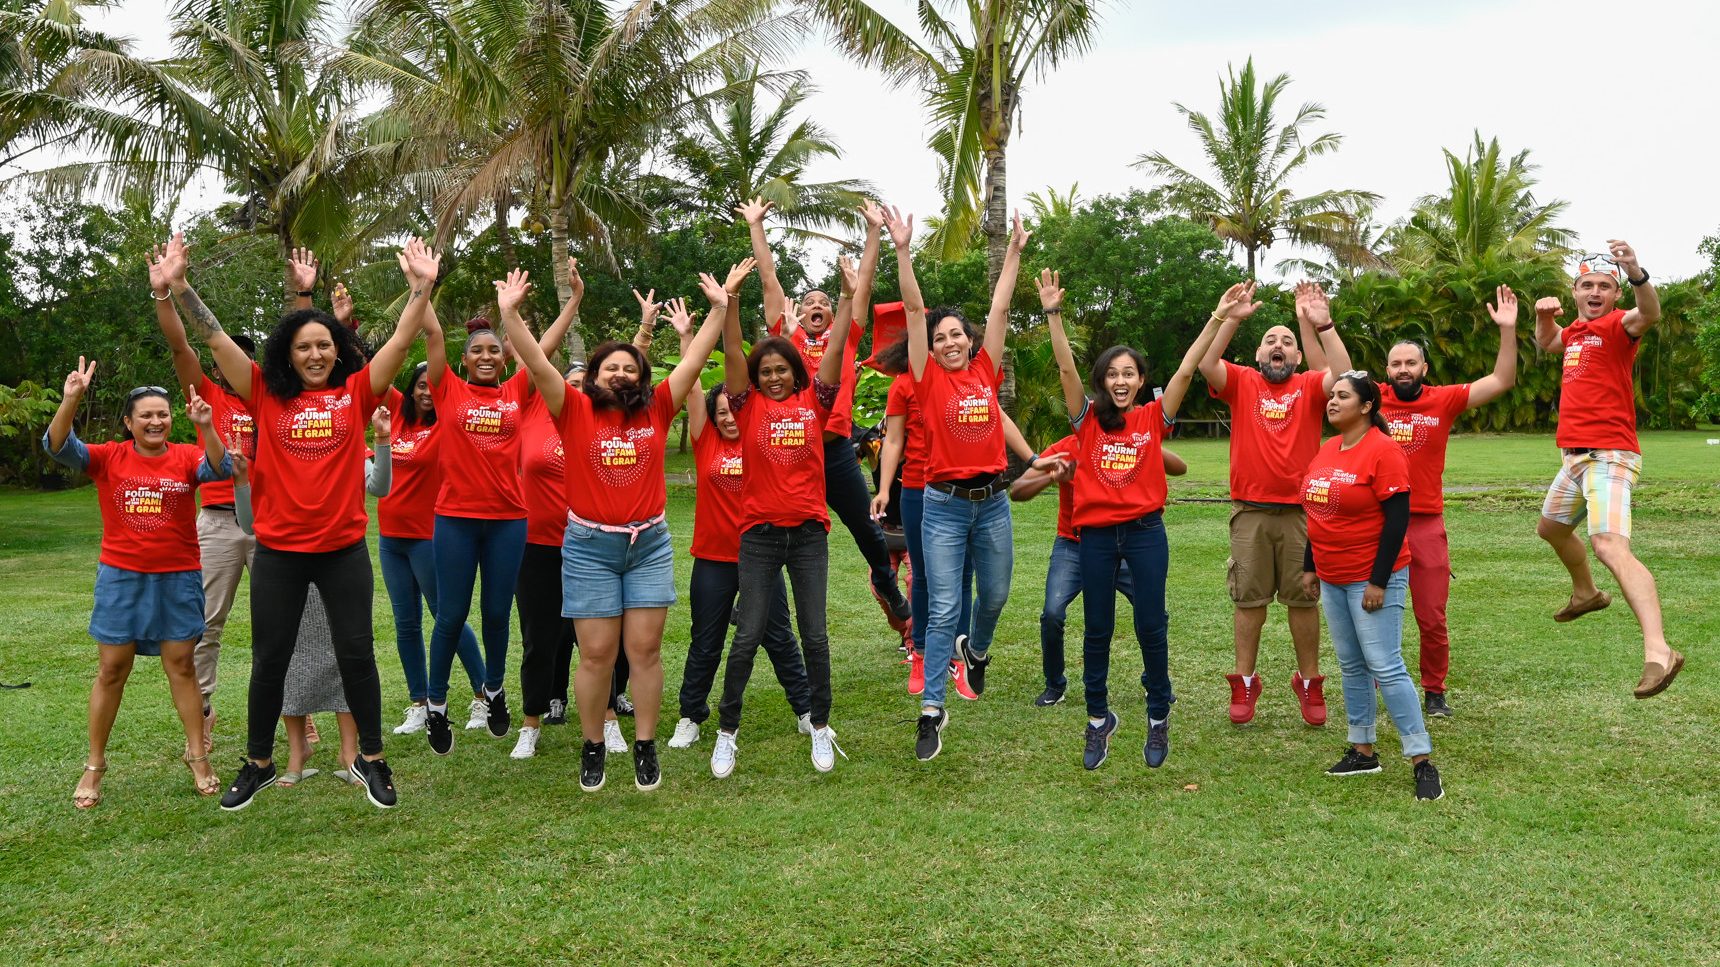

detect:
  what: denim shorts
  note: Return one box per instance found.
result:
[89,564,206,656]
[561,518,676,619]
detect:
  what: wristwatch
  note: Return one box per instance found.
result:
[1627,270,1650,287]
[297,289,314,297]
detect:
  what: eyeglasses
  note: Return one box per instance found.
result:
[127,385,170,400]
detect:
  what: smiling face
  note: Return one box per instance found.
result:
[1326,379,1370,430]
[800,290,834,335]
[291,321,339,389]
[1386,342,1427,394]
[1100,352,1145,411]
[1572,273,1622,320]
[756,350,798,401]
[1255,326,1301,383]
[464,330,504,385]
[124,394,172,450]
[930,316,972,372]
[714,391,740,440]
[412,370,434,417]
[595,351,639,393]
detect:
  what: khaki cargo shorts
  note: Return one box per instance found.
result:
[1226,502,1317,608]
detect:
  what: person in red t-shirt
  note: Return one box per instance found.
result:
[498,261,729,794]
[45,361,231,808]
[1028,271,1231,771]
[160,231,426,811]
[1298,374,1443,801]
[1377,284,1520,717]
[739,197,913,629]
[1199,282,1353,727]
[711,275,855,777]
[1532,240,1681,698]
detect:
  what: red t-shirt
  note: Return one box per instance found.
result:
[913,347,1005,482]
[771,318,863,437]
[1041,434,1080,541]
[885,373,930,490]
[377,388,443,541]
[84,441,210,572]
[732,386,830,530]
[429,368,529,519]
[1556,309,1640,452]
[1211,361,1326,504]
[194,376,254,508]
[1071,402,1171,529]
[517,393,569,547]
[244,362,381,552]
[1377,382,1469,515]
[691,425,746,561]
[554,380,678,525]
[1300,429,1413,585]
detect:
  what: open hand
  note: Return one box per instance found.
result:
[146,242,176,296]
[882,205,914,250]
[494,269,531,315]
[288,247,319,293]
[1009,210,1031,252]
[400,237,441,287]
[837,254,858,297]
[1297,281,1332,328]
[697,272,729,308]
[332,283,354,326]
[781,297,804,331]
[1037,269,1064,312]
[723,257,756,295]
[859,199,885,230]
[1215,281,1262,322]
[566,257,585,305]
[156,234,191,289]
[664,298,695,339]
[1487,284,1518,327]
[735,196,773,225]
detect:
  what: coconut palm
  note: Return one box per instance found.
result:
[1274,201,1389,285]
[1133,57,1378,276]
[1384,133,1574,272]
[1025,182,1081,222]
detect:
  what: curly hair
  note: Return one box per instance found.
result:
[260,309,369,401]
[747,336,810,393]
[1090,345,1152,433]
[582,341,652,414]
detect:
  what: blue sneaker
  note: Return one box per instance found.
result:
[1144,718,1170,768]
[1082,711,1118,771]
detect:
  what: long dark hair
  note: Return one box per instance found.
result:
[925,306,977,348]
[261,309,369,400]
[872,335,910,376]
[397,362,435,429]
[1335,373,1389,434]
[747,336,809,392]
[119,388,171,442]
[582,341,652,414]
[1090,345,1151,432]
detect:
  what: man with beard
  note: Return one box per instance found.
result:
[1376,285,1520,718]
[1533,241,1682,698]
[1199,283,1351,726]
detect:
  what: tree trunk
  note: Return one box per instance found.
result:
[496,192,519,271]
[1245,243,1257,278]
[549,203,587,363]
[279,224,298,313]
[981,144,1018,413]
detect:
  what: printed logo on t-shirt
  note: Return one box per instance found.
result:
[1563,333,1602,383]
[114,475,192,532]
[944,386,998,443]
[1384,412,1441,455]
[391,427,432,463]
[1302,468,1354,521]
[221,409,257,456]
[1254,387,1303,433]
[540,432,565,475]
[710,446,744,493]
[1091,432,1151,488]
[757,406,818,466]
[799,334,829,366]
[274,392,352,459]
[588,426,654,487]
[455,398,519,451]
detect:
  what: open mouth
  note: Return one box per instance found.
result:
[1270,351,1286,364]
[1110,387,1132,404]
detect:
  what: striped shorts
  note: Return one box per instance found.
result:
[1541,449,1642,538]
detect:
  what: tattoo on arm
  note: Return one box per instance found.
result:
[174,286,224,339]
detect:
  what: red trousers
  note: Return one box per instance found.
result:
[1406,513,1452,693]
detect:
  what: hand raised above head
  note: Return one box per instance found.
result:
[288,247,319,292]
[1215,280,1262,322]
[494,268,532,314]
[64,356,96,398]
[1487,284,1519,327]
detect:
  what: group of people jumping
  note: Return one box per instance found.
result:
[49,197,1683,809]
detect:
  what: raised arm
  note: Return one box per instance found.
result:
[379,238,437,395]
[1610,240,1661,338]
[1300,284,1351,393]
[1467,284,1520,409]
[46,357,95,454]
[287,248,318,312]
[868,413,906,520]
[1533,295,1566,352]
[1037,269,1086,420]
[833,254,855,343]
[681,298,708,440]
[1197,294,1243,394]
[185,384,230,479]
[631,286,662,356]
[542,257,584,363]
[161,233,252,400]
[1165,283,1257,419]
[495,269,567,417]
[736,197,785,332]
[820,270,855,386]
[980,211,1029,364]
[853,201,885,330]
[366,405,393,497]
[332,282,354,332]
[675,273,730,408]
[147,242,207,392]
[1294,281,1329,374]
[883,206,927,380]
[721,259,755,397]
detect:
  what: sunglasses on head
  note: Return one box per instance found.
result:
[127,385,171,400]
[1340,369,1370,380]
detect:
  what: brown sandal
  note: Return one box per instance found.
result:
[74,763,107,809]
[1554,590,1611,623]
[182,751,221,797]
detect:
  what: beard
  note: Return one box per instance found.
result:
[1390,377,1424,402]
[583,375,650,414]
[1259,360,1295,383]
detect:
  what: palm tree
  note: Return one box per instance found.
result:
[1133,57,1378,276]
[664,61,874,242]
[0,0,138,173]
[804,0,1106,284]
[1025,182,1081,222]
[1273,201,1389,284]
[1384,133,1573,272]
[349,0,797,360]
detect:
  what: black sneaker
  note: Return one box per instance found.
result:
[546,698,567,726]
[613,693,635,717]
[1083,711,1119,771]
[914,708,947,761]
[349,755,398,809]
[1033,686,1066,707]
[1424,691,1453,718]
[1144,718,1170,768]
[957,634,989,695]
[219,759,276,811]
[580,739,606,792]
[486,690,511,737]
[634,739,661,791]
[1325,746,1382,776]
[426,707,453,756]
[1414,759,1445,801]
[873,572,911,621]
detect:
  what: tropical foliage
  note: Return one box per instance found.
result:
[1384,134,1574,273]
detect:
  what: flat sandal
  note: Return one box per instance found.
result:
[74,762,107,809]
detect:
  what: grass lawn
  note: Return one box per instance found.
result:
[1,431,1716,964]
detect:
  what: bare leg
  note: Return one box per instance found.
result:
[282,715,309,776]
[1538,516,1600,599]
[1288,605,1321,677]
[159,641,216,790]
[620,608,668,741]
[572,617,622,744]
[336,712,359,770]
[1590,533,1672,665]
[80,644,136,802]
[1233,606,1266,676]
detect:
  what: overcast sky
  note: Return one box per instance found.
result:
[75,0,1720,279]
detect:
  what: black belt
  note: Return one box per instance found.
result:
[202,503,235,512]
[927,477,1005,501]
[1562,447,1595,456]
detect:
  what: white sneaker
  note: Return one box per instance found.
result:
[810,725,845,773]
[797,712,813,735]
[464,698,489,730]
[668,718,701,749]
[711,730,738,779]
[603,718,627,754]
[393,705,428,735]
[510,726,540,759]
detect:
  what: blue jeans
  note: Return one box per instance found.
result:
[428,515,527,702]
[1320,568,1430,757]
[1078,514,1171,719]
[1041,536,1134,691]
[919,487,1012,708]
[379,536,483,701]
[900,487,973,654]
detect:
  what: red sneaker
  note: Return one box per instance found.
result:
[1225,673,1263,724]
[1292,672,1328,726]
[907,651,925,696]
[951,660,979,701]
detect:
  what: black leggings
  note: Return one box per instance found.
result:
[720,522,830,732]
[823,433,892,586]
[247,540,384,760]
[516,541,628,715]
[682,557,810,724]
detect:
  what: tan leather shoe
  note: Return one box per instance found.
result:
[1633,650,1685,699]
[1554,590,1611,623]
